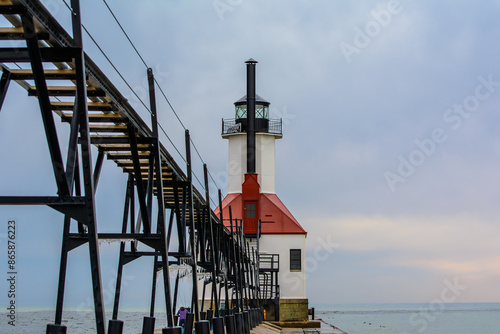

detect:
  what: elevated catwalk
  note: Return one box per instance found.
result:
[0,1,264,333]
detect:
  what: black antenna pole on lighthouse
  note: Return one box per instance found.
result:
[245,58,257,174]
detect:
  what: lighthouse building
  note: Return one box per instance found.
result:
[214,59,308,322]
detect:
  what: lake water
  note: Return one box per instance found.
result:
[1,303,499,333]
[0,310,169,334]
[316,302,500,334]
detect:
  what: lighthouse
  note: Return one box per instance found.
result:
[217,59,309,322]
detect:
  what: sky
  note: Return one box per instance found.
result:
[1,0,500,313]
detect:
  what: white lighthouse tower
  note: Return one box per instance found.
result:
[216,59,308,322]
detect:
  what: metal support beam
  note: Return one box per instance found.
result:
[54,215,71,326]
[185,129,200,321]
[70,1,106,332]
[111,178,131,321]
[149,256,158,317]
[128,123,152,235]
[93,150,105,191]
[148,68,173,327]
[219,190,231,314]
[21,13,69,197]
[0,70,11,111]
[173,176,185,253]
[204,164,219,315]
[0,47,77,62]
[65,101,80,189]
[228,207,240,312]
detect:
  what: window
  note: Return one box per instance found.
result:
[255,105,269,119]
[290,249,301,271]
[246,203,256,218]
[235,105,247,118]
[235,104,269,119]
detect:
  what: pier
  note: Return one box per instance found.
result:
[247,319,346,334]
[0,0,267,333]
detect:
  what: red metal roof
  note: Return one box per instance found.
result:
[214,193,307,235]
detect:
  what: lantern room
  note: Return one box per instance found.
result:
[234,94,270,133]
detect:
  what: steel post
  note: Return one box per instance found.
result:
[70,1,106,332]
[108,319,124,334]
[195,320,210,334]
[185,130,199,320]
[212,317,224,334]
[225,314,236,334]
[142,316,155,334]
[184,312,194,334]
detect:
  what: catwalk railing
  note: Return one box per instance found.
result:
[0,0,264,333]
[221,118,282,135]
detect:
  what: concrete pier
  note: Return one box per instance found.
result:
[250,319,346,334]
[144,318,346,334]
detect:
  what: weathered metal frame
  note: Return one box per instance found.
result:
[0,1,265,333]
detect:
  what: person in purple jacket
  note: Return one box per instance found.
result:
[176,306,189,328]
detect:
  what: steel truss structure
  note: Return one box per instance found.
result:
[0,1,271,333]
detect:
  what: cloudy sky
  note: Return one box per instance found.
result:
[1,0,500,312]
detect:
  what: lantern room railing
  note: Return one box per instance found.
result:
[222,118,282,135]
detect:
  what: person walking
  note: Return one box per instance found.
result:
[177,306,189,329]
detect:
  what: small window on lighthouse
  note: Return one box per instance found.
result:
[290,249,302,271]
[255,105,269,119]
[246,203,256,218]
[236,105,247,119]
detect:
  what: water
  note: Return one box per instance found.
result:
[316,303,500,334]
[0,310,169,334]
[1,303,498,333]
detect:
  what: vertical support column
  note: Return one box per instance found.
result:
[65,103,80,189]
[184,312,194,334]
[52,119,83,331]
[235,312,244,334]
[112,177,131,320]
[243,310,250,334]
[142,257,158,334]
[147,68,174,328]
[0,70,11,111]
[70,0,106,333]
[256,220,261,305]
[203,164,219,315]
[236,220,247,310]
[172,271,180,326]
[108,178,132,334]
[173,177,185,253]
[245,242,254,305]
[92,150,105,191]
[185,130,200,321]
[130,176,136,252]
[166,209,175,250]
[252,247,259,307]
[53,215,70,330]
[128,124,151,235]
[199,206,207,264]
[228,207,239,312]
[218,190,231,315]
[225,314,236,334]
[200,280,207,315]
[212,317,224,334]
[149,256,158,316]
[195,320,210,334]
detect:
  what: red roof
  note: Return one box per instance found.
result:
[214,193,307,235]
